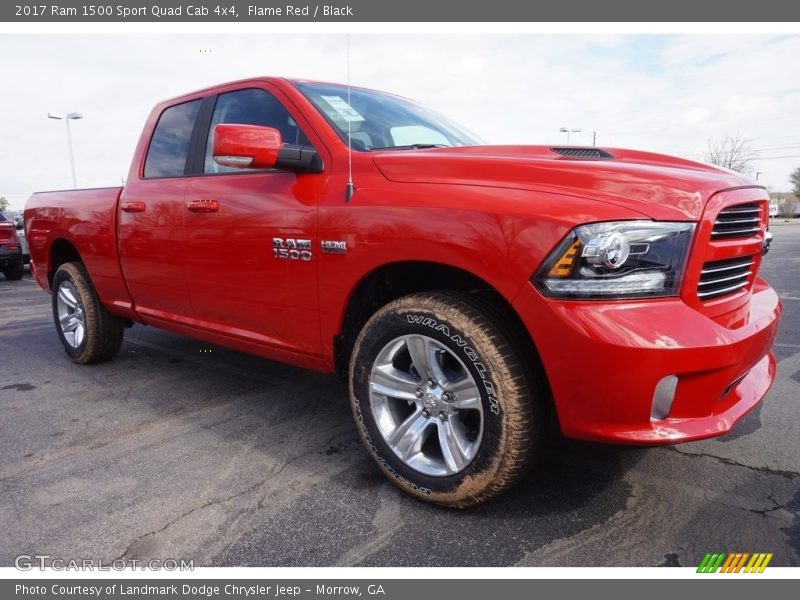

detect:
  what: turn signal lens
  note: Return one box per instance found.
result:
[547,238,581,278]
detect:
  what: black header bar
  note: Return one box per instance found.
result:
[3,1,800,22]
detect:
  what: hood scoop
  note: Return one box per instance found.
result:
[550,147,614,159]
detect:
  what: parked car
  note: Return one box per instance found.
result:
[25,77,782,507]
[12,215,30,264]
[763,228,773,255]
[0,212,24,280]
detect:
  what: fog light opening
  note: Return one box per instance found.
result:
[651,375,678,421]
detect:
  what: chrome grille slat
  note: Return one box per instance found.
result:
[697,281,749,299]
[700,259,754,275]
[697,270,752,286]
[711,203,763,240]
[716,207,760,215]
[711,226,761,238]
[714,218,760,225]
[697,255,756,301]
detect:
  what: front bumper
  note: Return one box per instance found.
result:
[512,278,782,444]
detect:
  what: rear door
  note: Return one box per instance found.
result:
[118,98,203,324]
[182,84,328,355]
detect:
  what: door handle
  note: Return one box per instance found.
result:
[120,201,146,213]
[186,199,220,213]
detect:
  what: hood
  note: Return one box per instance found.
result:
[371,145,761,221]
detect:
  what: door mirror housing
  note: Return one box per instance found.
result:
[212,124,283,169]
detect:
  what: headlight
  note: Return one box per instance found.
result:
[533,221,695,299]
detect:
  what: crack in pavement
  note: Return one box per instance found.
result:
[667,446,800,479]
[113,439,335,561]
[114,472,279,562]
[548,448,798,526]
[738,490,790,518]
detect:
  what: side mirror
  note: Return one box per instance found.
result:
[212,124,283,169]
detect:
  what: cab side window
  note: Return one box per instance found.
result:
[144,99,202,178]
[204,88,310,174]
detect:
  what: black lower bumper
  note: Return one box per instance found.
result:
[0,248,23,269]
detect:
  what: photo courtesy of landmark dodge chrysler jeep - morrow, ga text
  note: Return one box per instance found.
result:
[25,77,782,507]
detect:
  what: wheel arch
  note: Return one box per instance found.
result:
[333,260,543,385]
[48,238,82,288]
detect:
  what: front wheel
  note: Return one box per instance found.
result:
[349,291,543,508]
[52,262,124,364]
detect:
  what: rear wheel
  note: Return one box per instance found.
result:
[3,258,24,280]
[349,291,543,508]
[52,262,124,364]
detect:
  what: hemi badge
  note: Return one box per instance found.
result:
[321,240,347,254]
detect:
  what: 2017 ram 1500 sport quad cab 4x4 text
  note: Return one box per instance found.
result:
[25,78,782,507]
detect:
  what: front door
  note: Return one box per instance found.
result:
[118,98,202,324]
[182,86,327,355]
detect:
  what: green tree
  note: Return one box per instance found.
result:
[0,196,8,213]
[790,166,800,196]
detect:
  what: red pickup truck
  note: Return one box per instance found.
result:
[25,77,782,507]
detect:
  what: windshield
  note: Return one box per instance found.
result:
[294,81,481,151]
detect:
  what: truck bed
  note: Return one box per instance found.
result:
[25,187,133,312]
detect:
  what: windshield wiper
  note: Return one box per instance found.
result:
[370,144,451,151]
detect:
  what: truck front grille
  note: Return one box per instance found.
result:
[697,256,755,300]
[711,203,762,239]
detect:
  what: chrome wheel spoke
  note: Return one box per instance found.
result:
[449,377,482,410]
[438,419,471,474]
[388,411,432,460]
[404,334,433,380]
[448,376,478,395]
[370,365,421,401]
[73,324,85,347]
[57,286,78,309]
[450,394,482,411]
[404,334,448,385]
[62,316,79,332]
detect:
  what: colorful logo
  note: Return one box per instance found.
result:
[697,552,773,573]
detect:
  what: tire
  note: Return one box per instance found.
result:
[349,291,543,508]
[52,261,124,364]
[3,258,24,280]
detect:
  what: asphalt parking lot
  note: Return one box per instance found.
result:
[1,226,798,568]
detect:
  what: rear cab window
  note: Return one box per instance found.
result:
[143,99,202,178]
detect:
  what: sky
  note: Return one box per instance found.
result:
[1,33,799,211]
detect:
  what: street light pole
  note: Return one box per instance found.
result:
[48,112,83,188]
[559,126,582,144]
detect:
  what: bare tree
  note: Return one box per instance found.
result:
[705,135,759,175]
[778,196,798,219]
[0,196,8,213]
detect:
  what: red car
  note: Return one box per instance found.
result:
[0,212,25,280]
[25,78,781,507]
